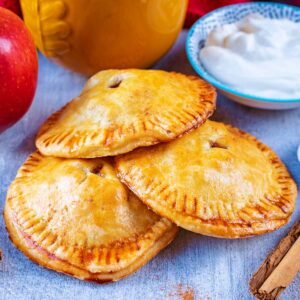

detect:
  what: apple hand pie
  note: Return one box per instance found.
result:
[4,152,177,282]
[116,120,297,238]
[36,69,216,158]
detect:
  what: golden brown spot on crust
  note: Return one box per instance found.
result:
[182,194,187,213]
[192,197,197,214]
[159,185,169,194]
[89,132,98,140]
[106,250,111,265]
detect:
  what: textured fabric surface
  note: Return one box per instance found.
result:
[0,32,300,300]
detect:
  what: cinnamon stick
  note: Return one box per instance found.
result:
[250,220,300,300]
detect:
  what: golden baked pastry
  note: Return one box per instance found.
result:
[4,152,177,282]
[36,69,216,158]
[116,120,297,238]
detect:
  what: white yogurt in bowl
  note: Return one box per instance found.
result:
[199,14,300,100]
[186,2,300,109]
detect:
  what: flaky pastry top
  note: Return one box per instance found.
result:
[36,69,216,158]
[116,120,297,238]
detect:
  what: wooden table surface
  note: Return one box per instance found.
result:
[1,31,300,300]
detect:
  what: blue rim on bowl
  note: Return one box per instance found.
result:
[186,1,300,103]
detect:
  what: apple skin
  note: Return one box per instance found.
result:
[0,0,22,17]
[0,7,38,133]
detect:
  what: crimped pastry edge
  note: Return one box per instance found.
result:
[4,151,178,281]
[115,122,297,238]
[4,204,177,282]
[35,73,216,158]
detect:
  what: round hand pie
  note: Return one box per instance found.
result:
[116,120,297,238]
[4,152,177,282]
[36,69,216,158]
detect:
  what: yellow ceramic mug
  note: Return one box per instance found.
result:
[20,0,187,76]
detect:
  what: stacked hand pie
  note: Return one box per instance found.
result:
[5,69,297,282]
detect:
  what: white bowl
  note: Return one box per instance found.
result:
[186,2,300,110]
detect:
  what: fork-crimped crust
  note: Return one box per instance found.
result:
[5,152,177,282]
[36,69,216,158]
[115,120,297,238]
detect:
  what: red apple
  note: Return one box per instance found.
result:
[0,7,38,133]
[284,0,300,6]
[185,0,251,28]
[0,0,21,17]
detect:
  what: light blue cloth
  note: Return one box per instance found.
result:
[1,32,299,300]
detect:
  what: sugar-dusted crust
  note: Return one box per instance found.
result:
[4,152,177,282]
[115,120,297,238]
[36,69,216,158]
